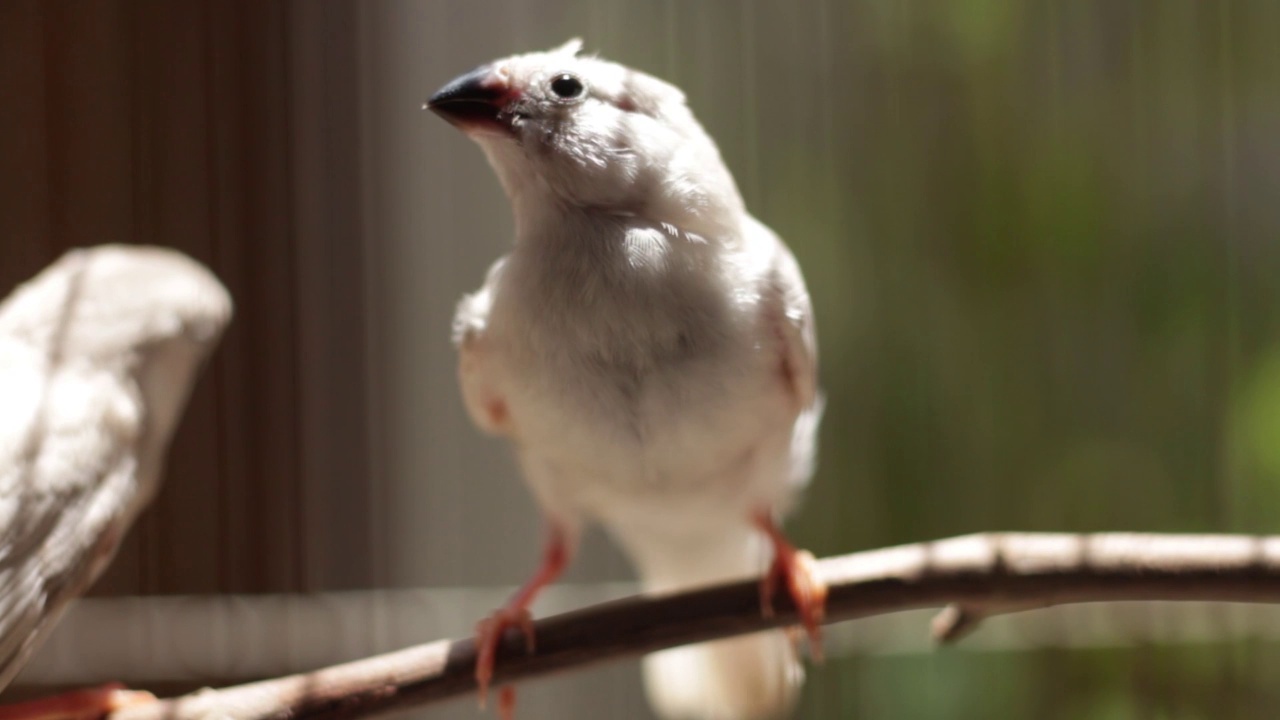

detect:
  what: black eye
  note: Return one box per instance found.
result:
[550,74,584,99]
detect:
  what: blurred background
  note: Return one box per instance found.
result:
[2,1,1279,718]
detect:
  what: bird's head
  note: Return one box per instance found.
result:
[426,40,743,238]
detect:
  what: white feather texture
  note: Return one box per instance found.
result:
[441,42,821,719]
[0,245,232,691]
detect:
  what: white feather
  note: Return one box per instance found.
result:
[0,245,231,690]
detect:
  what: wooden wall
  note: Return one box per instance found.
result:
[0,0,372,596]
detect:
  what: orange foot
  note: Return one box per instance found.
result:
[475,605,535,708]
[0,683,157,720]
[754,512,829,662]
[474,523,571,719]
[497,687,516,720]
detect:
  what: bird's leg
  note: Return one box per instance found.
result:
[753,511,828,661]
[0,683,156,720]
[475,522,571,716]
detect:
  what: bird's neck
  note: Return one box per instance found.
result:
[482,151,744,246]
[508,184,743,253]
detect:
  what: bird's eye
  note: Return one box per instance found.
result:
[550,74,585,100]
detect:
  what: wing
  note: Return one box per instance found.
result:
[0,325,143,691]
[453,256,514,436]
[743,217,824,487]
[742,216,818,409]
[0,245,231,691]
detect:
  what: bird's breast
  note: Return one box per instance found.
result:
[493,223,753,435]
[484,223,796,517]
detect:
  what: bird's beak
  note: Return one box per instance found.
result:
[425,64,515,136]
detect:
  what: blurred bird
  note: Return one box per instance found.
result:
[0,246,232,720]
[427,40,825,720]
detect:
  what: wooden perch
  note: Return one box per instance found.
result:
[107,532,1280,720]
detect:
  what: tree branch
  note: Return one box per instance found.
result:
[108,532,1280,720]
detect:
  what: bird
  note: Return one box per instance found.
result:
[0,245,233,720]
[426,40,826,720]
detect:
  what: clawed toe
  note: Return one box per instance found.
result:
[0,683,157,720]
[754,513,829,662]
[475,606,536,707]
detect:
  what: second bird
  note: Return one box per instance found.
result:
[427,40,826,720]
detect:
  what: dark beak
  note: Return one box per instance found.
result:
[425,64,513,134]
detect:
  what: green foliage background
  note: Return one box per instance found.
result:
[573,2,1280,716]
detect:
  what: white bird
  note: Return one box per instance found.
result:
[427,40,826,720]
[0,245,232,720]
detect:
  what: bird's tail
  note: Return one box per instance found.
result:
[614,523,803,720]
[643,630,802,720]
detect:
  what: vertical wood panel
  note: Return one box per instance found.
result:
[290,0,375,590]
[0,2,55,286]
[43,2,134,249]
[227,0,306,593]
[203,0,253,595]
[0,0,330,598]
